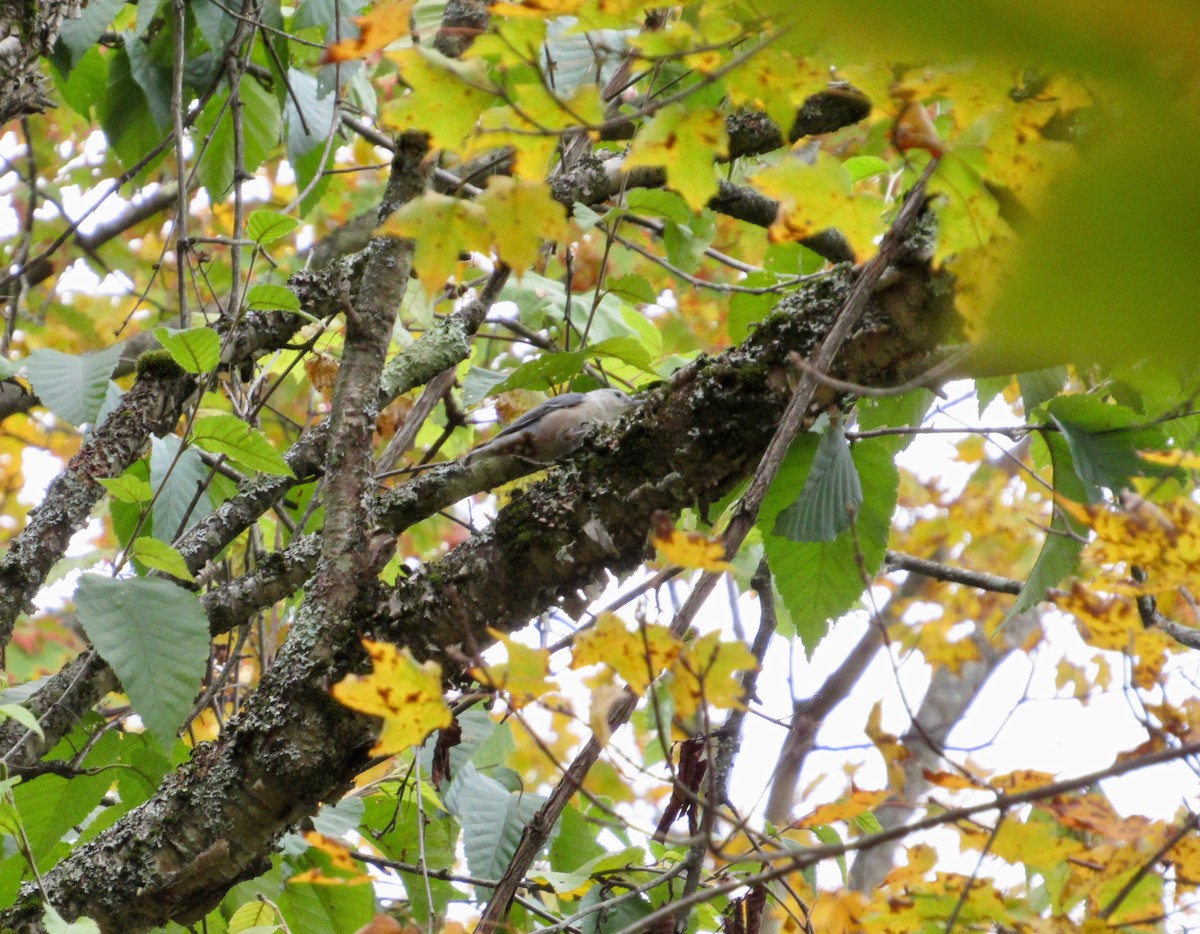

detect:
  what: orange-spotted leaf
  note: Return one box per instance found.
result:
[922,769,976,791]
[651,512,733,572]
[469,629,556,709]
[668,629,757,718]
[378,192,491,289]
[571,613,681,694]
[331,639,452,755]
[491,0,583,16]
[793,789,888,828]
[624,103,728,211]
[883,843,937,889]
[750,152,885,261]
[990,769,1056,794]
[477,177,573,273]
[1141,450,1200,470]
[381,48,497,151]
[323,0,414,63]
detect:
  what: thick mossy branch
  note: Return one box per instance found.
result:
[0,210,955,933]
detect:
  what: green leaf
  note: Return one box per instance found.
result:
[283,68,337,162]
[607,274,658,305]
[444,763,546,894]
[191,414,294,476]
[760,437,898,652]
[774,426,863,542]
[625,189,691,226]
[151,434,213,543]
[97,49,164,173]
[96,475,154,503]
[74,575,211,750]
[275,848,374,932]
[1000,431,1087,627]
[25,344,124,427]
[155,326,221,374]
[811,824,848,884]
[14,769,112,862]
[53,0,126,68]
[855,388,935,454]
[129,538,195,582]
[488,336,654,396]
[43,904,102,933]
[976,110,1200,374]
[195,78,281,198]
[245,283,301,313]
[124,29,173,132]
[0,703,43,738]
[843,155,890,182]
[52,45,109,119]
[247,210,301,244]
[1017,367,1069,414]
[1047,395,1166,501]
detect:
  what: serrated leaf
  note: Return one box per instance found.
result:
[1047,395,1166,501]
[150,434,213,543]
[26,344,123,426]
[247,209,300,244]
[74,574,210,749]
[773,426,863,542]
[154,325,221,374]
[760,438,898,652]
[444,763,545,894]
[191,414,294,476]
[1000,432,1087,627]
[245,283,301,313]
[607,274,658,304]
[228,900,281,933]
[97,475,154,503]
[129,537,195,582]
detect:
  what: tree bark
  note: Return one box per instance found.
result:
[0,209,955,932]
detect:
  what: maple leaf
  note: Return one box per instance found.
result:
[378,192,491,289]
[571,613,680,694]
[650,512,733,572]
[751,152,885,261]
[323,0,414,63]
[476,178,574,273]
[469,628,556,709]
[668,629,757,718]
[331,639,452,755]
[793,788,888,828]
[624,103,728,211]
[381,48,497,151]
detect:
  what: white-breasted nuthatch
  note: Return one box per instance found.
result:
[464,388,639,465]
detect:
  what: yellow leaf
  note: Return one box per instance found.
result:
[650,513,733,572]
[477,177,574,272]
[794,789,888,828]
[492,0,582,15]
[750,152,886,261]
[331,639,452,755]
[571,613,681,694]
[378,192,491,289]
[668,629,756,718]
[990,769,1055,794]
[381,48,497,150]
[324,0,415,63]
[1141,449,1200,470]
[624,104,728,211]
[883,843,937,889]
[469,629,556,709]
